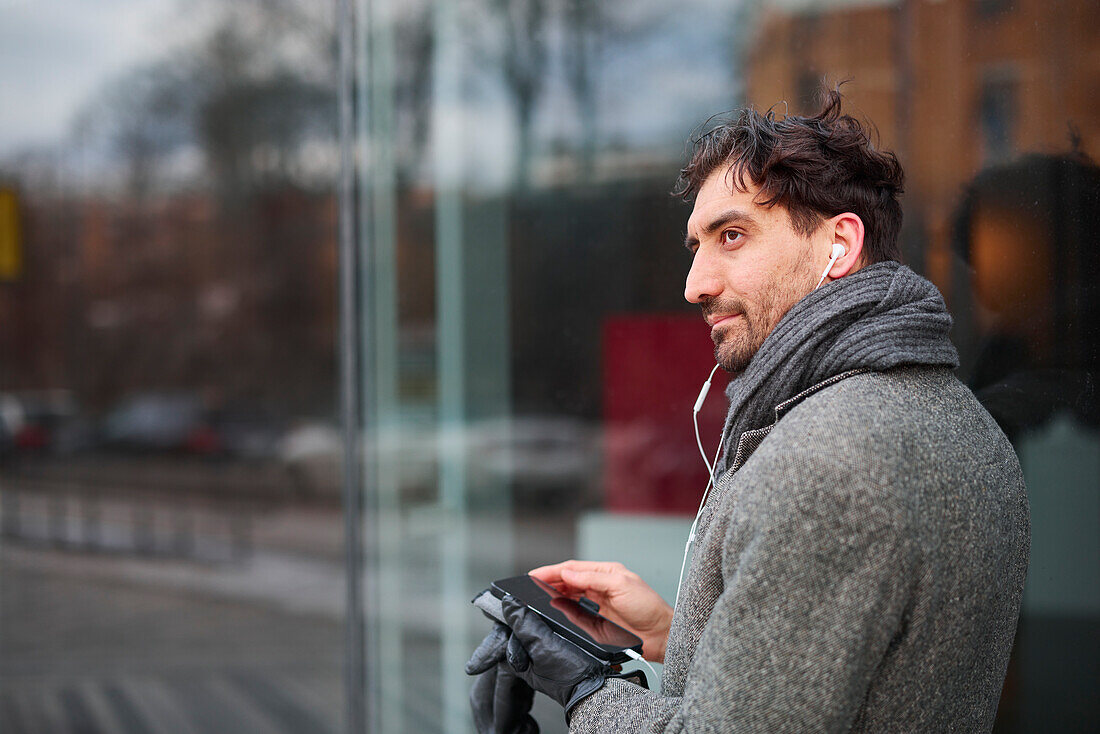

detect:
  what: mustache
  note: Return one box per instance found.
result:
[700,296,745,322]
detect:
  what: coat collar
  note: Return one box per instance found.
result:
[729,368,872,473]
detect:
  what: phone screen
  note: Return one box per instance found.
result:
[490,575,642,660]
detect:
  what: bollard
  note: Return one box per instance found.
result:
[172,499,195,557]
[230,502,252,562]
[81,489,101,550]
[133,501,156,555]
[1,487,20,537]
[48,490,67,547]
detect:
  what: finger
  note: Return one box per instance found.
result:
[528,562,564,578]
[465,623,510,675]
[501,595,560,662]
[494,667,537,732]
[506,633,531,672]
[501,594,532,630]
[559,567,628,596]
[531,560,625,580]
[532,561,627,597]
[469,666,498,733]
[527,565,570,593]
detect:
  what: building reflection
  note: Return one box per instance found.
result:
[745,0,1099,291]
[0,2,348,732]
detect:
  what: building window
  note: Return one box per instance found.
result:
[976,0,1016,18]
[979,76,1018,164]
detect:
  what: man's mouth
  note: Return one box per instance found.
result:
[707,313,740,329]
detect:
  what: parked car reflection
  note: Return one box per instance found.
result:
[99,393,285,459]
[101,393,211,454]
[276,416,600,509]
[0,390,89,455]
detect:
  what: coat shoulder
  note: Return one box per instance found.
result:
[732,365,1027,533]
[778,365,1017,472]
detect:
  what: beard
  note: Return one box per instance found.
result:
[701,265,817,374]
[702,297,771,374]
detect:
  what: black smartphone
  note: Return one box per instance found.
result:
[489,575,643,664]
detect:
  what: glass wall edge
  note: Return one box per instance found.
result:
[337,0,373,732]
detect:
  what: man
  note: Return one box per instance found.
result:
[467,89,1030,732]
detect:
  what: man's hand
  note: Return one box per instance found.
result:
[465,622,540,734]
[529,560,674,663]
[467,597,614,717]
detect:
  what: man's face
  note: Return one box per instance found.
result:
[684,168,825,373]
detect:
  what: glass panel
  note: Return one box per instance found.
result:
[356,0,1098,732]
[353,2,747,731]
[0,2,343,732]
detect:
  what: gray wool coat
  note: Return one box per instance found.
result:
[569,366,1030,733]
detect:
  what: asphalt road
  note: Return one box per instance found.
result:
[1,551,345,734]
[0,486,575,734]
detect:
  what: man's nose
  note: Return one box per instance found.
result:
[684,250,722,304]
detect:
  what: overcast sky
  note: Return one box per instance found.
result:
[0,0,180,156]
[0,0,750,186]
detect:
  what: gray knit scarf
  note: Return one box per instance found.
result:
[713,261,960,477]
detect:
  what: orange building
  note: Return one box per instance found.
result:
[744,0,1100,296]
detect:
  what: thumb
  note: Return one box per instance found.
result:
[501,595,556,655]
[465,623,510,675]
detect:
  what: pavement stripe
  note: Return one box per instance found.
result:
[204,673,292,734]
[32,687,71,734]
[58,685,101,734]
[272,671,343,731]
[102,683,156,734]
[0,693,28,733]
[73,681,128,734]
[131,678,201,734]
[168,674,272,734]
[225,671,335,734]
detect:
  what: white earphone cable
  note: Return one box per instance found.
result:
[624,648,660,684]
[693,363,721,478]
[677,244,842,608]
[676,365,726,608]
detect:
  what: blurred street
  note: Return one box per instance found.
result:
[0,453,575,734]
[1,483,346,734]
[1,551,344,733]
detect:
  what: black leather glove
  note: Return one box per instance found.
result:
[465,622,539,734]
[497,594,614,715]
[466,594,649,726]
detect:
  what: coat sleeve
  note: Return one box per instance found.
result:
[567,447,916,733]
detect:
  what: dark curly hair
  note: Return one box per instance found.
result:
[674,87,905,264]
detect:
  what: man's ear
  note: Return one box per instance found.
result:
[826,212,866,278]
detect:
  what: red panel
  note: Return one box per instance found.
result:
[602,314,730,515]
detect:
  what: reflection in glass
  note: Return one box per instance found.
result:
[354,0,1097,731]
[1,1,343,732]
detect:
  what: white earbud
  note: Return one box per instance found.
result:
[815,243,845,290]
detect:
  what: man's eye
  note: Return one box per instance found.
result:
[722,230,742,245]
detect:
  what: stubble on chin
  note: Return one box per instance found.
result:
[709,269,817,374]
[702,297,753,373]
[712,316,764,374]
